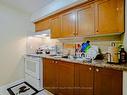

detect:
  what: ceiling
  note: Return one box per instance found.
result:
[0,0,55,14]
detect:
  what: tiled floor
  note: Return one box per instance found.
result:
[1,82,53,95]
[1,89,53,95]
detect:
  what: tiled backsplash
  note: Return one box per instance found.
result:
[27,35,123,55]
[60,35,122,54]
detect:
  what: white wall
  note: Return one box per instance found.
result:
[31,0,88,22]
[0,2,34,86]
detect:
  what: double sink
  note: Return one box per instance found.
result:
[49,54,92,63]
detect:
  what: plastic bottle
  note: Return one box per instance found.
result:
[81,41,90,52]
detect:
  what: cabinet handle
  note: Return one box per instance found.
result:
[73,32,76,35]
[96,68,99,72]
[96,29,99,32]
[76,32,78,35]
[89,67,92,71]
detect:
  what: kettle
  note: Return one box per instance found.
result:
[107,42,119,63]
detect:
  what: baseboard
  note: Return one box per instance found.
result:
[0,79,25,94]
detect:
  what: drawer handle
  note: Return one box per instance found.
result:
[96,69,99,72]
[89,67,92,71]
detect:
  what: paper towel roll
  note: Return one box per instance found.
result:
[107,47,119,63]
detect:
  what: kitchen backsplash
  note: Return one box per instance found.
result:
[26,36,61,54]
[26,35,123,55]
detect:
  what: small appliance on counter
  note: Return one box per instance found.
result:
[35,45,62,56]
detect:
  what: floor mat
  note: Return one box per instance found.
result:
[7,82,39,95]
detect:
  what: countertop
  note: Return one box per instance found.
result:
[26,54,127,71]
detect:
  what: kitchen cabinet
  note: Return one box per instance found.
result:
[34,0,124,37]
[94,67,122,95]
[77,3,95,37]
[75,64,94,95]
[43,58,58,94]
[43,58,74,95]
[75,65,122,95]
[95,0,124,35]
[35,19,50,32]
[61,11,76,38]
[43,58,123,95]
[117,0,124,32]
[50,16,61,38]
[58,61,74,95]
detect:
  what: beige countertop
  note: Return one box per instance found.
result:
[26,54,127,71]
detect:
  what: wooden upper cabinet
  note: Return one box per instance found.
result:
[50,16,61,38]
[94,67,122,95]
[117,0,124,32]
[95,0,124,35]
[35,19,50,32]
[34,0,124,37]
[77,3,95,37]
[61,11,76,38]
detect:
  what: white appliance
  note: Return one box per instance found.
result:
[24,55,43,90]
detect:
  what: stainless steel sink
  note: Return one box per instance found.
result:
[49,54,92,63]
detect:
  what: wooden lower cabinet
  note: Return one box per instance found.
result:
[43,58,74,95]
[43,58,58,94]
[75,64,94,95]
[94,67,122,95]
[58,61,74,95]
[43,58,122,95]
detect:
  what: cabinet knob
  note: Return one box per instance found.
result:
[55,61,58,64]
[73,32,76,35]
[96,29,99,32]
[52,60,54,63]
[96,68,99,72]
[89,67,92,71]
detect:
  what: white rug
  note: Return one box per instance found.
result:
[7,82,38,95]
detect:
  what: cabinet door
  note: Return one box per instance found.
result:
[75,64,94,95]
[94,67,122,95]
[58,61,75,95]
[50,16,61,38]
[77,4,95,37]
[35,19,50,32]
[43,58,58,94]
[95,0,123,34]
[117,0,124,32]
[61,11,76,38]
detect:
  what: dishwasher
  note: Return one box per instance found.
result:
[24,55,43,91]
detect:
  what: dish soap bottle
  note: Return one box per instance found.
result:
[119,48,126,64]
